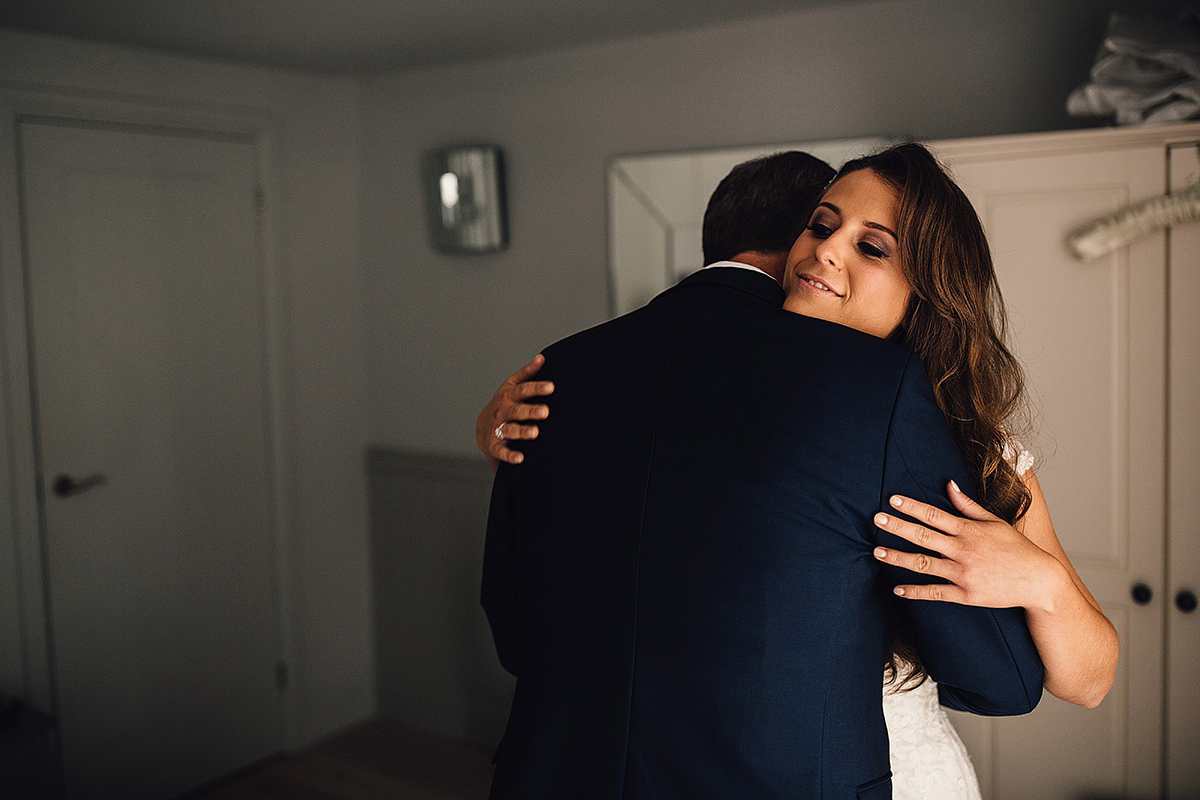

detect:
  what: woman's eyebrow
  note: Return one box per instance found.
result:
[865,221,899,242]
[820,201,898,242]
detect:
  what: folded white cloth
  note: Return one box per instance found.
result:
[1067,11,1200,125]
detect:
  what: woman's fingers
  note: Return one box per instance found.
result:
[477,355,556,468]
[489,418,543,464]
[514,380,555,402]
[874,511,956,556]
[945,480,999,521]
[886,494,970,536]
[891,583,970,604]
[503,353,546,387]
[495,357,554,430]
[873,543,953,581]
[487,421,539,465]
[878,487,1062,609]
[494,421,540,441]
[503,383,552,421]
[492,443,525,465]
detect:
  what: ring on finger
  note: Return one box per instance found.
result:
[494,423,506,440]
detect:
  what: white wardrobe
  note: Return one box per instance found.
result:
[609,121,1200,799]
[935,123,1200,800]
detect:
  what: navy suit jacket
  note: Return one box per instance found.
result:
[482,267,1043,799]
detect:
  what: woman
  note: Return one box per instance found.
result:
[476,143,1118,799]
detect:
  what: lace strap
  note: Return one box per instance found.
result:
[1001,439,1035,477]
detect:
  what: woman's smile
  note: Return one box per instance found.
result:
[795,272,842,296]
[782,168,911,339]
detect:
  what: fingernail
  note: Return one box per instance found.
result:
[949,479,961,494]
[874,513,889,527]
[889,495,902,508]
[894,587,906,596]
[873,547,887,559]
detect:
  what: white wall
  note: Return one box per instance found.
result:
[360,0,1151,455]
[0,29,373,748]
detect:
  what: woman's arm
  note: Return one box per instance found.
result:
[873,477,1118,708]
[474,354,555,471]
[1010,472,1117,707]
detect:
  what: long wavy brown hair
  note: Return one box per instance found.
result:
[832,143,1033,687]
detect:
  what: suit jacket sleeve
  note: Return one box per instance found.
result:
[482,463,520,676]
[879,353,1044,716]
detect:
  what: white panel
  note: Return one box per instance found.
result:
[1167,141,1200,799]
[367,448,508,751]
[937,141,1167,800]
[985,184,1130,568]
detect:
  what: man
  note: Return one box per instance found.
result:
[477,151,832,467]
[480,151,1042,798]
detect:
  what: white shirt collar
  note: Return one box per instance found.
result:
[701,260,772,277]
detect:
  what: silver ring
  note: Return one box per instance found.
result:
[494,424,506,440]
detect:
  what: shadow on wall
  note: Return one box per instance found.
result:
[367,447,513,751]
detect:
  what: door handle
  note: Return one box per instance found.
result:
[1177,589,1198,614]
[1131,583,1153,605]
[51,474,107,498]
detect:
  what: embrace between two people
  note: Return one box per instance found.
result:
[473,143,1117,799]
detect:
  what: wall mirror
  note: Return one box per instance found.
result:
[606,136,891,316]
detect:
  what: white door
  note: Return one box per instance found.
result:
[1167,142,1200,799]
[937,141,1169,799]
[19,119,282,799]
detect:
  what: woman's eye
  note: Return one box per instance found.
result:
[858,242,887,258]
[807,223,832,238]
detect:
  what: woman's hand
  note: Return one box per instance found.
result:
[876,475,1119,708]
[872,480,1070,612]
[475,354,555,471]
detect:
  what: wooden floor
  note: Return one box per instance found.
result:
[188,719,494,800]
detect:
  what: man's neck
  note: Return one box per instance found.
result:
[729,251,786,284]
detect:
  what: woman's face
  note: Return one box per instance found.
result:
[782,168,912,339]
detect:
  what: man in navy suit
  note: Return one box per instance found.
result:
[481,152,1042,799]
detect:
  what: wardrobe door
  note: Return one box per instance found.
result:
[937,141,1168,800]
[1167,141,1200,799]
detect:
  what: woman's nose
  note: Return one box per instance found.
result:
[814,234,845,269]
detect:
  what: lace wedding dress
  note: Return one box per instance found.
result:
[883,441,1034,800]
[883,673,982,800]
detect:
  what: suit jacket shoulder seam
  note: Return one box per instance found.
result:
[620,305,690,793]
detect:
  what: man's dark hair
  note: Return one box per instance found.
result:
[701,151,835,264]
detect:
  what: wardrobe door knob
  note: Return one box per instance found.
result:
[1131,583,1153,605]
[1177,590,1198,614]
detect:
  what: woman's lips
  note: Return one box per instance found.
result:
[797,272,842,297]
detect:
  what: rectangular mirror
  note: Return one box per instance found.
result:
[607,137,891,316]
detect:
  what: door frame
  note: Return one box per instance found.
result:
[0,81,299,746]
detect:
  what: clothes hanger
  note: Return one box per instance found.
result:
[1066,146,1200,261]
